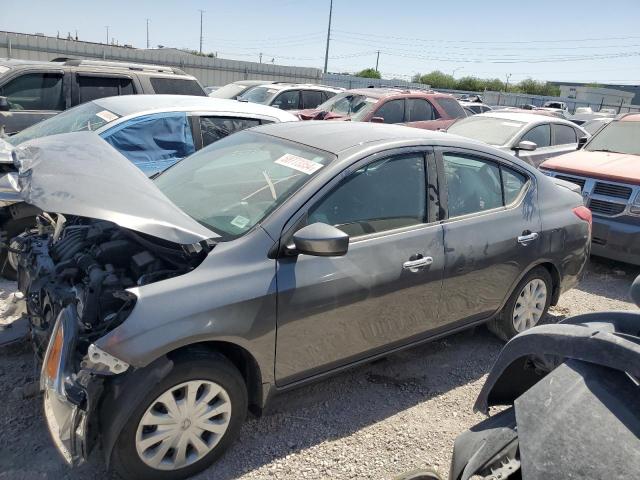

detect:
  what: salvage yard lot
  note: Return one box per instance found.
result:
[1,257,637,480]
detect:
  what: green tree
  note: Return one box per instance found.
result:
[355,68,381,79]
[516,78,560,96]
[417,70,457,89]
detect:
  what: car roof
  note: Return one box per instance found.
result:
[343,88,447,99]
[232,80,276,87]
[252,120,486,155]
[92,94,298,121]
[476,111,573,125]
[251,83,342,93]
[620,113,640,122]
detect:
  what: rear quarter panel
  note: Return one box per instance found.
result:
[537,175,590,292]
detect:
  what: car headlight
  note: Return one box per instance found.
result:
[630,192,640,215]
[42,319,64,390]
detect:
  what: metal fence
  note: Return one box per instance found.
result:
[0,31,323,87]
[437,88,640,115]
[322,73,429,90]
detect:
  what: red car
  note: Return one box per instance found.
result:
[296,88,466,130]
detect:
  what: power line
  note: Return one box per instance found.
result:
[333,28,640,45]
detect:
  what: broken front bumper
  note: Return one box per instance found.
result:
[40,305,90,465]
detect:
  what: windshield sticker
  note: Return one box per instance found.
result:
[230,215,250,229]
[501,122,523,127]
[96,110,119,123]
[275,154,324,175]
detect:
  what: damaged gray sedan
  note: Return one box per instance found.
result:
[15,122,590,479]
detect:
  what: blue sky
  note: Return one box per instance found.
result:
[2,0,640,84]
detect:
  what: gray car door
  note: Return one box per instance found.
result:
[275,149,445,385]
[436,148,542,325]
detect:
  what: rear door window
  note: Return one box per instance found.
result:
[374,99,405,124]
[199,116,261,147]
[302,90,323,109]
[407,99,436,121]
[0,72,64,110]
[272,90,301,110]
[443,153,503,218]
[502,167,528,205]
[522,124,551,147]
[150,78,206,96]
[552,123,577,145]
[437,98,466,119]
[77,76,135,103]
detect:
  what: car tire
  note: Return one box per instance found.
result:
[488,266,552,342]
[111,354,248,480]
[0,216,36,280]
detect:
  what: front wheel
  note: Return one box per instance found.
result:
[488,266,552,342]
[112,354,248,480]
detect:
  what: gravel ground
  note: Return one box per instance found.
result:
[0,257,638,480]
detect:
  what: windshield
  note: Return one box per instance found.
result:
[447,116,526,146]
[8,101,120,145]
[585,121,640,156]
[238,86,278,105]
[315,92,377,120]
[154,131,335,239]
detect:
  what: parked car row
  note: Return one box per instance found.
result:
[0,67,634,480]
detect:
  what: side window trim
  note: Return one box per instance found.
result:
[434,147,533,222]
[277,147,437,255]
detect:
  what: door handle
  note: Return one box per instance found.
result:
[517,232,539,245]
[403,256,433,272]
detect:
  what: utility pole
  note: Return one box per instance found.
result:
[146,19,150,49]
[259,52,263,64]
[105,25,109,45]
[198,10,204,54]
[375,50,380,72]
[505,73,512,91]
[323,0,333,74]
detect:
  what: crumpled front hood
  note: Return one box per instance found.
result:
[541,150,640,185]
[9,131,219,245]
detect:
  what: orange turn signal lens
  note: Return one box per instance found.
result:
[45,325,64,381]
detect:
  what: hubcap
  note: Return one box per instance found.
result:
[512,278,547,332]
[135,380,232,471]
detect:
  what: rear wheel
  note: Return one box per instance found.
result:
[488,266,552,341]
[112,355,248,480]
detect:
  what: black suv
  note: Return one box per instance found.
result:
[0,58,206,134]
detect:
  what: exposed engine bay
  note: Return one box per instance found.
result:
[17,214,209,356]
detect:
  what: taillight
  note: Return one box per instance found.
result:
[573,205,592,226]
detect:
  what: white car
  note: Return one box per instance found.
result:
[447,111,590,167]
[238,83,343,111]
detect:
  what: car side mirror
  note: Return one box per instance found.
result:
[515,140,537,152]
[292,222,349,257]
[0,97,9,112]
[370,116,384,123]
[577,136,588,149]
